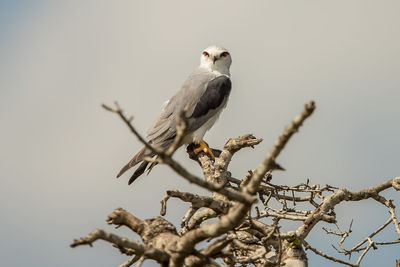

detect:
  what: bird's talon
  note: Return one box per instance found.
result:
[194,141,215,160]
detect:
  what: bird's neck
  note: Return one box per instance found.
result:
[200,64,230,77]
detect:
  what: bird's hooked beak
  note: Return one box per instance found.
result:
[213,56,217,64]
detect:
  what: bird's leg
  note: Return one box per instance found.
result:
[194,141,215,161]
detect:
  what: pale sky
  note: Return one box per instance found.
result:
[1,1,399,266]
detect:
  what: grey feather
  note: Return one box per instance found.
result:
[186,75,231,132]
[147,68,230,143]
[116,147,153,178]
[128,161,149,185]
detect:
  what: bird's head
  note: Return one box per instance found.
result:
[200,45,232,76]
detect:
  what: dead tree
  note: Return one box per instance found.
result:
[71,101,400,267]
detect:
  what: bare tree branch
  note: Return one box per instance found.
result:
[296,177,400,240]
[303,240,358,267]
[71,101,400,267]
[70,229,170,263]
[103,102,255,204]
[246,101,316,195]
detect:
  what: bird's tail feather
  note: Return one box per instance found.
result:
[116,147,153,178]
[128,161,149,185]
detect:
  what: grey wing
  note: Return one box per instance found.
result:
[117,71,231,182]
[146,70,231,147]
[185,75,231,133]
[145,99,176,148]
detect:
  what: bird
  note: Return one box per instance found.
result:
[280,239,308,267]
[117,45,232,185]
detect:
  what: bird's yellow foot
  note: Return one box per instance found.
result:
[194,141,215,160]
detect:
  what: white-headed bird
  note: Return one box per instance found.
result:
[117,46,232,184]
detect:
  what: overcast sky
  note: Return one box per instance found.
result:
[1,1,399,266]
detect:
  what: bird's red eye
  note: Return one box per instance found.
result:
[221,52,229,57]
[203,51,209,57]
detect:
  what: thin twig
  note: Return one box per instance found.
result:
[356,238,375,266]
[303,240,357,267]
[118,255,141,267]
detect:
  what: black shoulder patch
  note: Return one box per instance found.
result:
[191,76,231,118]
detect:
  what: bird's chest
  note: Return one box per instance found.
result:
[183,108,224,144]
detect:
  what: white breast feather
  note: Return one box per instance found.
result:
[183,107,225,144]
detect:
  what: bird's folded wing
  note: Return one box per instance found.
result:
[146,69,231,146]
